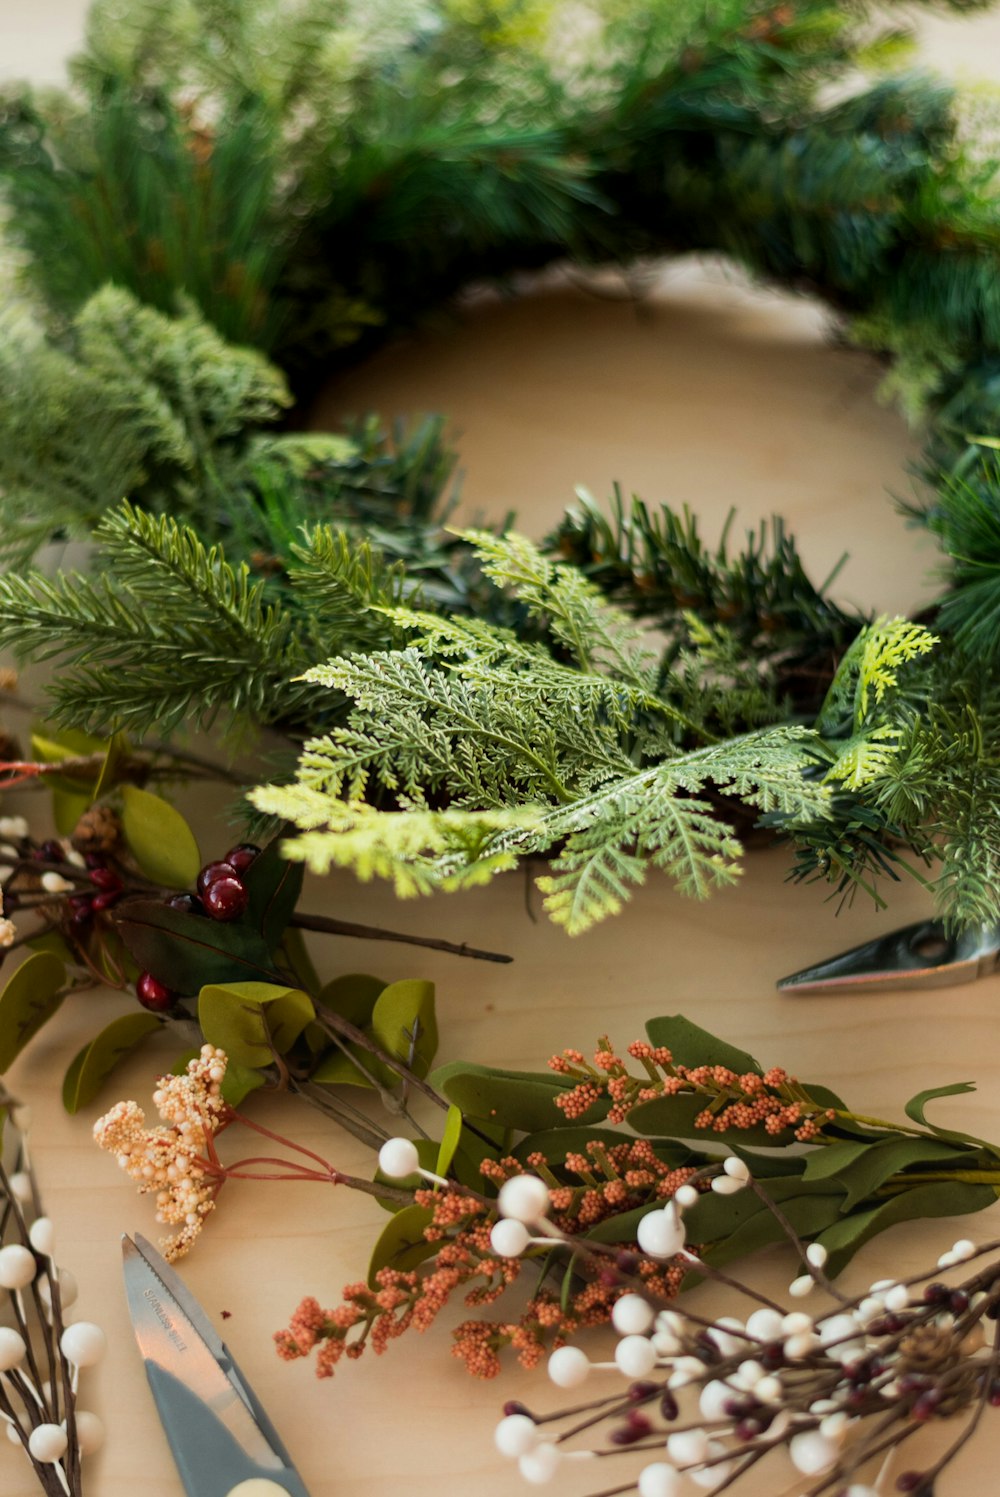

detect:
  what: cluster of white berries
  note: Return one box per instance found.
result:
[492,1149,996,1497]
[492,1157,759,1488]
[1,1107,107,1486]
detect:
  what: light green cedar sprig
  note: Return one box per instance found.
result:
[249,531,834,932]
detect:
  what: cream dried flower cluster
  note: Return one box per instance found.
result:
[93,1045,229,1261]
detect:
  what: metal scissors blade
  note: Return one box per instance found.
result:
[777,919,1000,995]
[123,1234,311,1497]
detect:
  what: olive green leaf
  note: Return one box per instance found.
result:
[431,1060,611,1132]
[371,979,438,1076]
[313,979,438,1089]
[317,973,386,1028]
[436,1104,464,1177]
[198,981,315,1068]
[367,1204,437,1287]
[121,786,201,889]
[645,1015,762,1075]
[62,1011,163,1113]
[0,951,67,1073]
[816,1181,997,1277]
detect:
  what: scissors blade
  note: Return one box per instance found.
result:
[122,1235,295,1494]
[777,919,1000,995]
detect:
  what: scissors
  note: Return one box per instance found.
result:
[122,1233,311,1497]
[777,918,1000,995]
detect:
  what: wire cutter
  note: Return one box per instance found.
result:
[777,918,1000,995]
[123,1232,311,1496]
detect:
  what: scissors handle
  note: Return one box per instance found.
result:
[146,1363,311,1497]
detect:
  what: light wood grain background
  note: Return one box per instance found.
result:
[4,6,1000,1496]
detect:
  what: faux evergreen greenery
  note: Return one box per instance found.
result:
[6,0,1000,937]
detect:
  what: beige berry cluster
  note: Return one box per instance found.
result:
[93,1045,230,1260]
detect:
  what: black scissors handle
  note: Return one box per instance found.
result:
[778,919,1000,994]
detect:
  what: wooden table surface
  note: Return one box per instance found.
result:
[6,7,1000,1497]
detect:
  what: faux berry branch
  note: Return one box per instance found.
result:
[0,1085,105,1496]
[90,1017,1000,1427]
[487,1170,1000,1497]
[0,718,509,1126]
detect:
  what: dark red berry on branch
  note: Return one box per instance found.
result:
[501,1401,534,1420]
[203,876,248,922]
[89,867,123,893]
[896,1474,924,1493]
[949,1290,970,1314]
[84,853,106,870]
[91,891,121,913]
[197,860,237,896]
[224,843,261,873]
[136,972,175,1013]
[923,1283,950,1305]
[659,1391,679,1421]
[67,895,93,926]
[38,840,64,863]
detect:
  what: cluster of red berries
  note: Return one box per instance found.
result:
[136,843,260,1014]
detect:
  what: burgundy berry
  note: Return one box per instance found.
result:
[38,840,64,863]
[89,867,123,893]
[659,1391,679,1421]
[136,972,175,1013]
[626,1412,650,1435]
[949,1290,970,1314]
[923,1283,950,1305]
[91,891,120,913]
[502,1401,533,1420]
[84,853,106,870]
[167,893,205,916]
[896,1475,924,1493]
[224,843,261,874]
[197,860,237,896]
[67,895,93,926]
[628,1382,658,1403]
[202,875,248,922]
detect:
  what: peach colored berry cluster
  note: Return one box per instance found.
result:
[275,1139,699,1380]
[550,1038,836,1141]
[93,1045,231,1260]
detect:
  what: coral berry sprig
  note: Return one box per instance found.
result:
[550,1037,835,1140]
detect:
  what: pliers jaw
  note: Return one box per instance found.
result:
[777,919,1000,995]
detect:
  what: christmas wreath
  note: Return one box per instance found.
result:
[2,4,1000,1494]
[2,0,1000,937]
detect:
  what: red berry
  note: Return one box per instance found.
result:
[89,867,123,893]
[224,843,261,873]
[91,891,121,912]
[67,895,93,926]
[197,861,237,895]
[38,840,64,863]
[136,972,175,1013]
[202,875,248,922]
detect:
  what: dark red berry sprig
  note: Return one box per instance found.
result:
[193,844,260,923]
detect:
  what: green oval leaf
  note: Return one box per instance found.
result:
[367,1204,436,1287]
[817,1181,997,1278]
[113,899,282,994]
[644,1015,762,1075]
[371,979,438,1078]
[62,1011,163,1114]
[0,951,67,1073]
[431,1060,611,1132]
[198,981,314,1069]
[121,786,201,890]
[436,1104,464,1178]
[628,1090,785,1147]
[317,973,386,1028]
